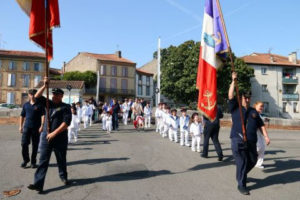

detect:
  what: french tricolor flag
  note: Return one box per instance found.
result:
[197,0,228,121]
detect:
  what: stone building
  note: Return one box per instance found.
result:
[242,52,300,119]
[63,51,136,102]
[136,68,154,106]
[0,50,45,105]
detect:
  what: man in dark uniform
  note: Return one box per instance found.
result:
[19,89,45,168]
[228,72,270,195]
[28,77,72,193]
[201,106,223,161]
[111,98,120,131]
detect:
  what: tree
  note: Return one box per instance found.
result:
[156,40,254,108]
[61,71,97,88]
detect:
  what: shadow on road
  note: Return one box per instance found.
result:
[49,157,129,167]
[43,169,173,194]
[188,156,235,171]
[74,140,119,146]
[67,147,93,151]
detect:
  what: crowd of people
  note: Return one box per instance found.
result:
[18,73,271,195]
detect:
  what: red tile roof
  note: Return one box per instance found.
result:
[0,49,45,58]
[36,80,85,89]
[80,52,135,64]
[136,68,154,76]
[241,53,300,67]
[49,68,62,75]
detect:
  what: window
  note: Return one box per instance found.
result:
[34,63,42,71]
[23,74,30,87]
[138,74,142,85]
[146,86,150,96]
[110,78,117,89]
[34,75,42,87]
[261,67,267,75]
[23,62,30,71]
[262,84,267,92]
[100,77,106,88]
[146,76,150,86]
[283,102,287,113]
[0,60,2,69]
[9,61,16,70]
[122,67,128,77]
[138,85,142,95]
[263,102,269,113]
[111,66,117,76]
[7,73,16,86]
[100,65,106,75]
[121,79,128,90]
[293,102,298,113]
[0,73,2,86]
[7,92,15,104]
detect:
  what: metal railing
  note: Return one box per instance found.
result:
[282,93,299,101]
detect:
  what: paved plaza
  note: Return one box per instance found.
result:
[0,123,299,200]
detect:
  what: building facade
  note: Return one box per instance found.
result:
[63,51,136,102]
[136,69,154,106]
[0,50,45,105]
[242,52,300,119]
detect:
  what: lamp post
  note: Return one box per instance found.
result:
[66,84,72,104]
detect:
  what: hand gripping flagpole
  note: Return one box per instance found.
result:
[45,0,50,134]
[216,0,247,142]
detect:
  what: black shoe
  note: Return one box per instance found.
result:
[237,186,250,195]
[218,156,223,161]
[21,161,28,168]
[201,154,208,158]
[28,184,43,193]
[31,163,38,168]
[61,178,70,185]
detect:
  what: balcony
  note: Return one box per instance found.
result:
[282,76,298,84]
[282,93,299,101]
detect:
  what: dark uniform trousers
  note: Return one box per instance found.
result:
[21,127,40,164]
[34,131,68,189]
[202,124,223,158]
[231,138,258,187]
[112,113,119,130]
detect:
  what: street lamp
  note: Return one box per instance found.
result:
[66,84,72,104]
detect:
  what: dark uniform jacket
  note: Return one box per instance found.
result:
[21,101,45,128]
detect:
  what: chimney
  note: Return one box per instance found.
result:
[115,51,122,58]
[288,52,297,64]
[62,61,66,75]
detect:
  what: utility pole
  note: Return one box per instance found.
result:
[156,37,161,106]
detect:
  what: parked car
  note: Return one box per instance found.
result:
[0,103,20,109]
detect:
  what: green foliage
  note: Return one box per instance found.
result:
[155,40,254,107]
[62,71,97,88]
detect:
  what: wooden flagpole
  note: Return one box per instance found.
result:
[216,0,247,142]
[45,0,50,134]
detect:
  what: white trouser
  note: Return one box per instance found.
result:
[169,129,178,142]
[145,115,151,128]
[256,133,266,167]
[180,130,190,146]
[89,115,93,126]
[191,135,201,151]
[123,112,128,125]
[102,119,107,130]
[106,122,112,132]
[159,119,164,135]
[68,128,78,142]
[163,123,169,137]
[83,116,89,128]
[156,118,160,132]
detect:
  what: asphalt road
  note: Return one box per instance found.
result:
[0,123,299,200]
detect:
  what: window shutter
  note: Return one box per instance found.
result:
[7,74,11,86]
[12,74,16,86]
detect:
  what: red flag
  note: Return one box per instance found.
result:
[197,0,228,121]
[17,0,60,61]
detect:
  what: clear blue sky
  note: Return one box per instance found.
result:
[1,0,300,69]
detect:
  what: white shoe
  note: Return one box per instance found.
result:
[197,149,201,153]
[255,165,264,169]
[185,144,191,147]
[180,143,184,146]
[191,148,196,152]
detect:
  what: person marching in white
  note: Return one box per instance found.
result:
[254,101,270,169]
[105,112,112,134]
[68,106,80,143]
[87,102,94,126]
[162,106,171,138]
[159,103,166,136]
[155,103,162,133]
[190,113,203,152]
[144,102,152,128]
[121,99,130,125]
[81,101,89,129]
[75,102,82,131]
[180,108,190,147]
[100,110,107,131]
[168,109,180,142]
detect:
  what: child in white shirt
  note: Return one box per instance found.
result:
[180,108,190,146]
[68,106,80,143]
[144,102,152,128]
[81,101,89,129]
[190,113,203,152]
[75,102,82,131]
[105,112,112,134]
[168,109,180,142]
[162,106,171,138]
[155,103,162,133]
[100,111,107,131]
